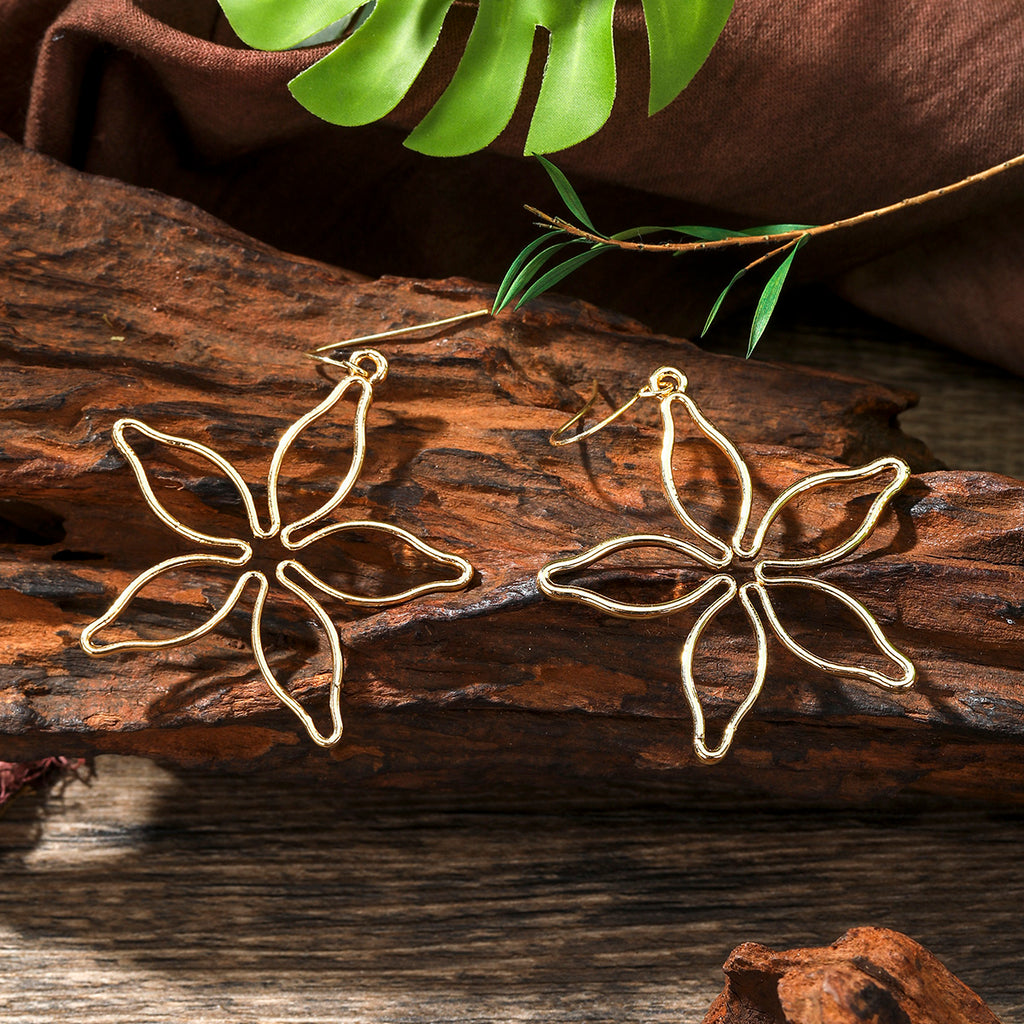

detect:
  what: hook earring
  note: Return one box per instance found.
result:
[537,366,915,763]
[81,337,479,748]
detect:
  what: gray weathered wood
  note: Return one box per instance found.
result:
[1,757,1021,1023]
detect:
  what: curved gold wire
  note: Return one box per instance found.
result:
[81,347,475,748]
[286,521,474,605]
[549,366,689,447]
[252,567,344,748]
[681,580,767,764]
[112,419,271,541]
[748,456,910,567]
[311,308,490,356]
[272,373,374,543]
[658,391,749,564]
[536,363,917,763]
[549,381,647,446]
[80,552,254,655]
[538,536,730,617]
[752,573,915,689]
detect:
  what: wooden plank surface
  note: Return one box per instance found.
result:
[1,756,1022,1023]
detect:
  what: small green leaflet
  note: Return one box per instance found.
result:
[702,267,747,337]
[747,235,810,356]
[216,0,734,156]
[616,223,816,243]
[493,234,562,312]
[493,238,579,313]
[536,155,597,232]
[514,247,607,308]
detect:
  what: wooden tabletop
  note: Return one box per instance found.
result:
[1,755,1022,1023]
[2,300,1023,1023]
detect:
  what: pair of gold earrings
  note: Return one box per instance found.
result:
[80,315,915,762]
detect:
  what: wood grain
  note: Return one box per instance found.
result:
[1,136,1023,802]
[1,758,1021,1023]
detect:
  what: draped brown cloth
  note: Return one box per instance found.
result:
[4,0,1024,372]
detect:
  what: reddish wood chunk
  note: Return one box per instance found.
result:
[704,927,1003,1023]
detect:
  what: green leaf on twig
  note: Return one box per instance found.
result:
[747,235,810,356]
[536,155,597,231]
[702,267,747,336]
[493,238,579,313]
[493,234,562,312]
[514,247,608,308]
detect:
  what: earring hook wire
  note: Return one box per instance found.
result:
[549,366,689,446]
[309,307,490,363]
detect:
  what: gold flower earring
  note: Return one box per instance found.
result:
[537,366,915,763]
[81,321,486,747]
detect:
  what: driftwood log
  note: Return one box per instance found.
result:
[704,928,1004,1024]
[1,135,1023,802]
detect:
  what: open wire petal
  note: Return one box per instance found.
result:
[269,372,374,544]
[680,580,767,763]
[250,568,345,748]
[754,576,915,690]
[538,534,730,619]
[658,391,751,565]
[113,419,268,543]
[81,551,254,655]
[745,456,910,567]
[285,520,473,606]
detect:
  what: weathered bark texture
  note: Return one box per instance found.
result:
[704,928,1004,1024]
[1,135,1023,801]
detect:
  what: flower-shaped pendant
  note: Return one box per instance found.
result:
[538,367,915,762]
[81,350,473,747]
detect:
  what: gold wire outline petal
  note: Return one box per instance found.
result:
[659,389,751,564]
[680,579,767,763]
[112,419,270,542]
[744,456,911,565]
[537,535,731,618]
[753,573,916,689]
[80,551,255,655]
[251,565,345,748]
[286,520,474,606]
[273,351,388,544]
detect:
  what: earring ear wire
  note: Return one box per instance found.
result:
[309,307,490,360]
[550,366,689,446]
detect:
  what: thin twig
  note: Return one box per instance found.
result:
[526,151,1024,255]
[740,237,801,274]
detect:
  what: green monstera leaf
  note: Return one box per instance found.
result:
[217,0,734,156]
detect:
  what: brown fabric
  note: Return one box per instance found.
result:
[4,0,1024,371]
